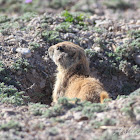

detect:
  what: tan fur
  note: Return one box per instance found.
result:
[48,41,109,103]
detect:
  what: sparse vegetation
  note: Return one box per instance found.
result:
[0,15,10,23]
[29,42,40,50]
[20,12,37,21]
[0,120,22,131]
[55,22,72,33]
[0,61,20,88]
[62,10,86,25]
[29,103,48,116]
[0,82,27,105]
[82,102,108,118]
[11,58,30,73]
[42,30,62,44]
[121,100,135,118]
[104,0,133,10]
[0,16,20,35]
[90,118,116,129]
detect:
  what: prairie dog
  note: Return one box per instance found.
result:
[48,41,109,103]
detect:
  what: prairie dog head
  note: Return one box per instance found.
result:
[48,42,89,73]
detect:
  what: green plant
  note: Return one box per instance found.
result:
[121,101,135,118]
[94,37,107,49]
[102,118,116,126]
[130,88,140,96]
[43,97,74,118]
[0,17,20,35]
[129,30,140,39]
[116,95,128,99]
[93,27,105,34]
[0,82,17,95]
[62,10,74,22]
[100,130,119,140]
[48,127,59,136]
[51,117,65,123]
[116,30,140,61]
[0,15,10,23]
[29,103,48,116]
[11,58,30,72]
[55,22,72,33]
[85,49,96,58]
[31,123,45,130]
[30,42,40,50]
[82,103,108,118]
[42,30,62,44]
[0,61,6,75]
[0,61,21,89]
[90,118,116,129]
[20,12,37,21]
[62,11,86,25]
[43,104,64,118]
[57,97,75,108]
[0,120,22,131]
[0,0,49,14]
[91,121,100,129]
[0,82,28,105]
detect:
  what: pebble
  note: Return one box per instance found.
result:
[74,112,82,120]
[134,107,140,121]
[122,38,129,43]
[17,70,22,75]
[40,79,46,89]
[136,20,140,25]
[93,46,101,52]
[11,47,17,53]
[95,20,112,28]
[16,48,31,58]
[134,55,140,65]
[0,46,2,51]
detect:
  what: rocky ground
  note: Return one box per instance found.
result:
[0,0,140,139]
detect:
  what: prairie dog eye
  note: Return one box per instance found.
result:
[57,46,64,52]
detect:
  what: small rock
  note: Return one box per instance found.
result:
[2,109,16,118]
[93,46,101,52]
[121,25,126,31]
[32,69,37,75]
[123,38,129,43]
[0,46,2,51]
[16,48,31,58]
[95,20,112,28]
[134,107,140,121]
[11,47,17,53]
[40,80,46,89]
[136,20,140,25]
[128,24,140,29]
[74,112,82,120]
[134,55,140,65]
[17,70,22,75]
[130,20,135,24]
[108,26,114,31]
[90,15,100,21]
